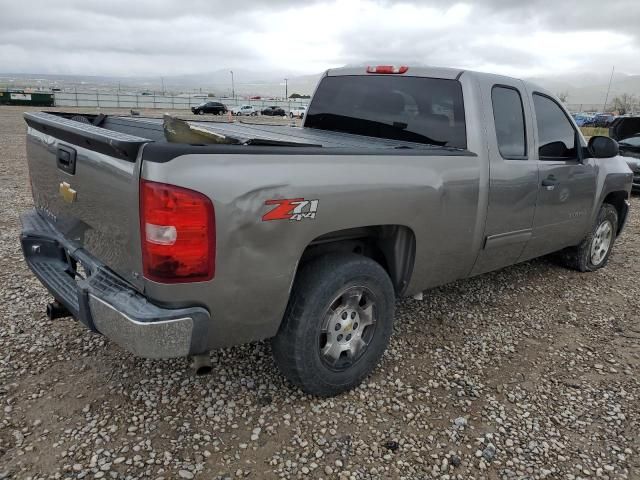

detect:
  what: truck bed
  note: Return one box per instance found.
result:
[29,111,453,151]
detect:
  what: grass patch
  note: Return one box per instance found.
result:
[580,127,609,137]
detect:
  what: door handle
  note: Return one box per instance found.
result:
[541,176,558,191]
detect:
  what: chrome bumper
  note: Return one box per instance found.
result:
[20,209,210,359]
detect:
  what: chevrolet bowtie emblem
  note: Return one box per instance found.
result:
[59,182,77,203]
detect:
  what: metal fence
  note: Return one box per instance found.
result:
[52,92,310,111]
[51,94,633,115]
[565,104,608,113]
[564,103,640,114]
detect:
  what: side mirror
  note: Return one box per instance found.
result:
[588,136,619,158]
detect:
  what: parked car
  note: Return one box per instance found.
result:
[230,105,258,116]
[262,106,286,116]
[573,113,595,127]
[593,113,616,128]
[20,65,632,397]
[609,116,640,191]
[289,105,307,118]
[191,101,227,115]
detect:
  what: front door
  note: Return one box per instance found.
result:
[519,92,596,261]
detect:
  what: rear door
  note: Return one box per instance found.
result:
[519,92,596,260]
[24,112,148,289]
[471,77,539,275]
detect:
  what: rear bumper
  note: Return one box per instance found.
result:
[20,209,210,359]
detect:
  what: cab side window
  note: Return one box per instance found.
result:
[533,94,578,160]
[492,86,527,159]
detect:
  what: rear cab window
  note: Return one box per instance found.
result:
[305,75,467,149]
[491,86,527,159]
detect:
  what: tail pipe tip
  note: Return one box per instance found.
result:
[46,301,71,320]
[191,353,212,376]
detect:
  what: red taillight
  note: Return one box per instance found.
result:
[140,179,215,283]
[366,65,409,74]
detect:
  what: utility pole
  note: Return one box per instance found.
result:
[284,78,288,100]
[602,66,615,113]
[161,77,165,95]
[230,70,235,100]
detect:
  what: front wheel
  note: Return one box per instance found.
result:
[560,203,618,272]
[272,253,395,397]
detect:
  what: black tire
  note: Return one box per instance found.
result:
[290,112,294,118]
[559,203,618,272]
[272,253,395,397]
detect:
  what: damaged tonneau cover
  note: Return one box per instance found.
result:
[25,111,461,151]
[120,116,452,149]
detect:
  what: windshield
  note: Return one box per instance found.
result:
[306,75,467,148]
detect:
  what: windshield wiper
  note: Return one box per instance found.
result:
[243,138,321,147]
[306,113,447,146]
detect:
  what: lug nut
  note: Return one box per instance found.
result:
[337,334,343,341]
[351,312,356,319]
[341,312,348,320]
[335,323,341,331]
[346,334,352,341]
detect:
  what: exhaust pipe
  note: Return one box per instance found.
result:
[46,301,71,320]
[191,353,212,375]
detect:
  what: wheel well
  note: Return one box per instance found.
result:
[603,191,628,233]
[299,225,416,296]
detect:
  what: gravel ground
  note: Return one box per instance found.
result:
[1,105,639,480]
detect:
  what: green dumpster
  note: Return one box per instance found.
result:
[0,91,54,107]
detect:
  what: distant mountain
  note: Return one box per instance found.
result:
[527,72,640,106]
[0,70,321,98]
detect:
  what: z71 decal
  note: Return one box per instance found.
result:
[263,198,319,221]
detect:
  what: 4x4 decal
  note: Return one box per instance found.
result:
[263,198,319,221]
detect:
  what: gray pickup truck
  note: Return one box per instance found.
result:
[20,66,632,396]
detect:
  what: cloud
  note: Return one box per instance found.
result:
[0,0,638,77]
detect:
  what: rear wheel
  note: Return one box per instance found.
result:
[272,253,395,397]
[559,203,618,272]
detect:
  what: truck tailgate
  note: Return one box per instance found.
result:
[24,112,150,289]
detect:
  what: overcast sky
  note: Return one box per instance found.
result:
[1,0,639,78]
